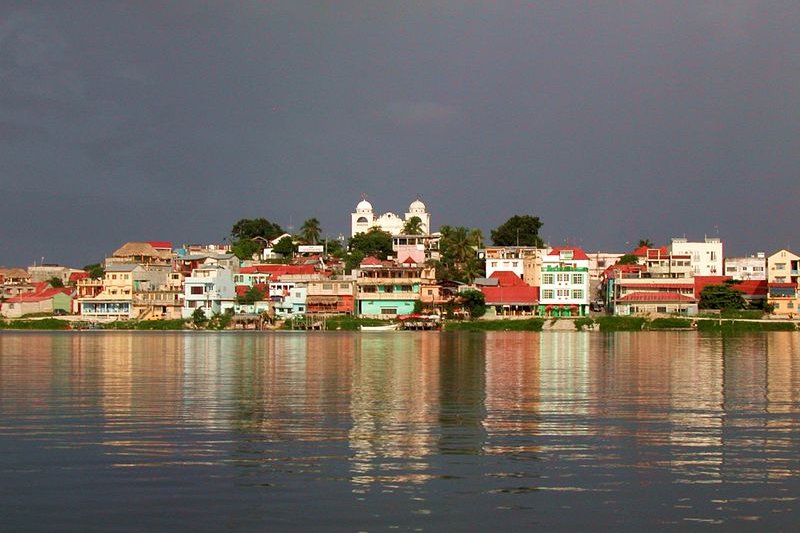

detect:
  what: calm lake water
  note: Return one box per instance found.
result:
[1,331,800,531]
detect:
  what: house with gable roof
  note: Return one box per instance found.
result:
[538,247,591,316]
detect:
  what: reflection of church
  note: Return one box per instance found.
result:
[351,195,432,237]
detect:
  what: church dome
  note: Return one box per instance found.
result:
[356,199,373,212]
[409,198,426,211]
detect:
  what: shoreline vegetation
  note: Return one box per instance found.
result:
[1,315,798,332]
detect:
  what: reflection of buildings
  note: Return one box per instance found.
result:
[483,332,540,455]
[348,333,441,488]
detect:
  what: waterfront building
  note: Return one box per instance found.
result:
[538,247,591,316]
[351,196,431,237]
[79,263,172,320]
[479,271,539,317]
[668,237,723,276]
[355,256,424,317]
[181,265,236,319]
[766,249,800,316]
[0,287,74,318]
[306,278,356,315]
[724,253,767,281]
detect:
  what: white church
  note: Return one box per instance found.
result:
[351,196,432,237]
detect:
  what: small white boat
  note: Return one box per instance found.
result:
[360,323,400,331]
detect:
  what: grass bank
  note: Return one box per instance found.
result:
[444,319,545,332]
[0,318,71,330]
[696,320,796,332]
[100,319,187,330]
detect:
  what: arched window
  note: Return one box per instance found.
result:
[356,217,369,223]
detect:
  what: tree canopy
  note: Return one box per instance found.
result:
[490,215,544,247]
[230,217,285,260]
[459,289,486,319]
[300,218,322,244]
[699,284,747,310]
[616,254,640,265]
[272,236,297,257]
[402,216,424,235]
[437,225,484,283]
[349,228,393,260]
[231,218,284,241]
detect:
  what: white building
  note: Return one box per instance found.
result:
[724,253,766,280]
[351,196,431,237]
[668,237,723,276]
[538,247,591,316]
[481,246,548,287]
[182,265,236,318]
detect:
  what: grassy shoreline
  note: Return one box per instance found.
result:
[1,316,797,333]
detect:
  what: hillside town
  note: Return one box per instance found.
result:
[0,197,794,325]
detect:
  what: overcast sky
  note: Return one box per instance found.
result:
[2,1,799,267]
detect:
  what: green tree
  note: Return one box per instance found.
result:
[237,286,266,305]
[83,263,105,279]
[459,289,486,319]
[402,216,424,235]
[349,228,393,260]
[490,215,544,247]
[437,225,483,282]
[300,218,322,244]
[616,254,640,265]
[231,218,284,241]
[699,284,746,310]
[230,218,285,260]
[191,308,208,328]
[638,239,653,248]
[231,239,261,260]
[272,236,297,257]
[49,276,64,288]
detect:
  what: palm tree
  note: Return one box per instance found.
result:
[402,216,424,235]
[300,218,322,244]
[468,228,484,249]
[638,238,653,248]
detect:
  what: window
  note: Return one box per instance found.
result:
[657,306,667,313]
[776,263,786,270]
[572,273,583,285]
[789,302,795,309]
[323,283,332,290]
[491,262,498,267]
[340,283,349,289]
[382,308,397,315]
[557,273,569,282]
[191,286,204,294]
[542,274,554,285]
[557,289,569,298]
[543,289,554,299]
[572,289,583,300]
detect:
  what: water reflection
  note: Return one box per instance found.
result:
[2,331,800,528]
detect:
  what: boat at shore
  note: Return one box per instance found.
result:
[359,323,400,331]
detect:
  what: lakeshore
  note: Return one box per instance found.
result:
[3,315,798,332]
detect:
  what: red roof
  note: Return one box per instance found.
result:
[481,286,539,304]
[360,256,383,266]
[633,246,668,257]
[768,282,796,288]
[489,270,527,287]
[147,241,172,250]
[240,264,316,276]
[401,256,418,265]
[731,280,768,296]
[618,282,694,290]
[69,271,89,282]
[548,247,590,260]
[604,264,647,278]
[4,287,73,304]
[617,292,696,303]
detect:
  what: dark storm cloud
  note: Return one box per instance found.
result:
[2,1,799,266]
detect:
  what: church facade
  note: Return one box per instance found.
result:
[351,196,432,237]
